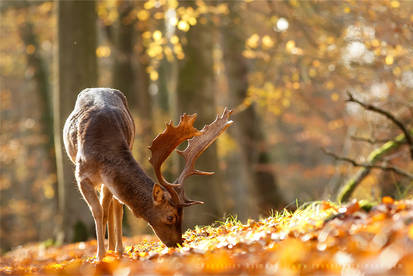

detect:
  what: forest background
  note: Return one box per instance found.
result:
[1,0,412,253]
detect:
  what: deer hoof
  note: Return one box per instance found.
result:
[96,249,105,261]
[115,246,124,255]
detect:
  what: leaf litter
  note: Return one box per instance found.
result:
[1,198,413,275]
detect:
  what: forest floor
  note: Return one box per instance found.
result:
[1,198,413,275]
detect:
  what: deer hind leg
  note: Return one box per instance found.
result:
[112,199,124,253]
[78,178,105,261]
[107,200,115,250]
[100,185,115,250]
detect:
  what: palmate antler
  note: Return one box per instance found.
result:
[149,108,233,207]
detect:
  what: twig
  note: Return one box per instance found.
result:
[350,136,395,144]
[346,92,413,159]
[382,150,406,162]
[322,148,413,179]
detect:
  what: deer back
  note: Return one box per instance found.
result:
[63,88,135,165]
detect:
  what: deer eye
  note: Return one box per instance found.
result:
[166,215,175,224]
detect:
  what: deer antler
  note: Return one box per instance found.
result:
[149,114,201,204]
[149,108,233,207]
[175,108,233,206]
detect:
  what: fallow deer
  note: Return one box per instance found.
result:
[63,88,232,260]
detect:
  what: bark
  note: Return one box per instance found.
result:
[18,18,58,243]
[112,1,137,108]
[221,2,286,215]
[55,0,97,243]
[176,7,223,227]
[337,130,413,203]
[19,21,55,163]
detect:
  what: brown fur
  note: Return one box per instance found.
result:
[63,88,182,260]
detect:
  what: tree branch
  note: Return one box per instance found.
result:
[322,148,413,179]
[327,132,411,203]
[350,135,395,144]
[346,92,413,159]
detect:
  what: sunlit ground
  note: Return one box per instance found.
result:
[1,198,413,275]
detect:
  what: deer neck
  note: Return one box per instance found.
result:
[104,151,155,220]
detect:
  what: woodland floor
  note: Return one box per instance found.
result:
[1,198,413,275]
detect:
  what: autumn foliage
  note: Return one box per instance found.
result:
[1,198,413,275]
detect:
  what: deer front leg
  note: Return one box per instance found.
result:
[113,199,124,253]
[100,185,115,250]
[78,178,105,261]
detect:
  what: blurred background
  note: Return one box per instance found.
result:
[1,0,412,252]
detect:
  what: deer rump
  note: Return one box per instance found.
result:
[64,88,135,196]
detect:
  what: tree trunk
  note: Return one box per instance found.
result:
[19,22,54,156]
[221,2,286,215]
[112,1,136,108]
[55,0,97,243]
[176,10,224,227]
[134,17,153,160]
[18,18,57,242]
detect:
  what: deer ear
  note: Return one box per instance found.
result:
[152,184,165,206]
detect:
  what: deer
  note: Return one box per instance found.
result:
[63,88,232,260]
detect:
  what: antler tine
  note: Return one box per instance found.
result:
[175,108,233,206]
[149,113,201,204]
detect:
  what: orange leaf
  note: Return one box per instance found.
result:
[408,224,413,240]
[345,201,360,215]
[382,196,394,204]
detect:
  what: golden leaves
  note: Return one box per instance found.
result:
[2,199,413,275]
[244,34,276,60]
[131,0,231,82]
[246,34,260,49]
[246,34,275,50]
[262,35,274,49]
[149,71,159,81]
[285,40,303,55]
[385,55,394,65]
[137,10,150,21]
[177,20,190,32]
[96,46,111,58]
[97,1,118,26]
[246,82,292,115]
[390,1,400,9]
[286,40,295,51]
[152,30,162,41]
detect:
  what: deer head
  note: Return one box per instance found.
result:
[146,108,233,246]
